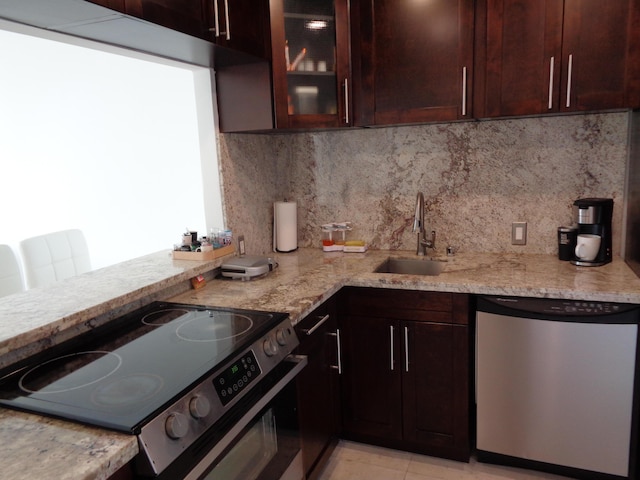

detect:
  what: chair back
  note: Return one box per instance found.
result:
[20,229,91,289]
[0,244,23,297]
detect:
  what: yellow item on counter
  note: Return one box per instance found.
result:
[345,240,366,246]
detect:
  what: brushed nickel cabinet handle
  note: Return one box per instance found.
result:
[390,325,395,371]
[565,54,573,108]
[336,328,342,374]
[212,0,220,37]
[328,328,342,374]
[404,326,409,372]
[461,66,467,116]
[302,314,330,336]
[548,56,554,110]
[344,78,350,124]
[223,0,230,41]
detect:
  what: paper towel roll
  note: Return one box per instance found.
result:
[274,201,298,252]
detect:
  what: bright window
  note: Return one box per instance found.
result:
[0,19,223,270]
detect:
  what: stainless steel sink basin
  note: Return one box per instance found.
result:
[374,257,446,276]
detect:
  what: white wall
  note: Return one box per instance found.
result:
[0,20,224,272]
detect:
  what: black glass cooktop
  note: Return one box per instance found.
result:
[0,301,287,433]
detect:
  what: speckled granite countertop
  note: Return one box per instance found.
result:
[169,249,640,320]
[1,248,640,480]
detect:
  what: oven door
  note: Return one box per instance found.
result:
[157,355,307,480]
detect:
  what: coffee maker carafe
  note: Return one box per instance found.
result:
[570,198,613,266]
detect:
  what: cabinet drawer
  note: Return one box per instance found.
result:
[342,288,469,325]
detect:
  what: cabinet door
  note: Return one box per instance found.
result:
[560,0,633,111]
[480,0,563,117]
[627,2,640,108]
[353,0,474,126]
[206,0,271,58]
[402,321,470,461]
[270,0,351,129]
[340,314,403,440]
[480,0,637,116]
[124,0,210,39]
[295,301,340,480]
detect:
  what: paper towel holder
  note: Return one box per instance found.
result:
[273,200,298,253]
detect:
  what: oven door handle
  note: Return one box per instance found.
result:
[184,354,308,480]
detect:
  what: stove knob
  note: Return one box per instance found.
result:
[275,328,289,346]
[189,395,211,419]
[165,412,189,439]
[263,337,278,357]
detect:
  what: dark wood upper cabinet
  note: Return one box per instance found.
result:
[89,0,270,58]
[204,0,271,59]
[351,0,475,126]
[476,0,562,117]
[560,0,634,112]
[120,0,212,39]
[628,2,640,108]
[269,0,352,129]
[477,0,640,118]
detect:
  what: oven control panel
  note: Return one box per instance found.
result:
[213,350,260,406]
[137,316,300,477]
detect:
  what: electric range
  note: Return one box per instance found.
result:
[0,301,300,476]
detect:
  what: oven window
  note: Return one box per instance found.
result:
[203,408,278,480]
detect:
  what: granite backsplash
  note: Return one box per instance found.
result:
[218,112,629,257]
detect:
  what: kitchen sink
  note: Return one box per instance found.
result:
[374,257,446,276]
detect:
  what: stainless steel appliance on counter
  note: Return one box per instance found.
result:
[476,296,640,480]
[0,301,306,480]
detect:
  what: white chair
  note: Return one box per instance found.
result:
[20,229,91,289]
[0,244,24,297]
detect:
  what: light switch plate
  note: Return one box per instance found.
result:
[512,222,527,245]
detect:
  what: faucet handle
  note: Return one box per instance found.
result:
[420,230,436,250]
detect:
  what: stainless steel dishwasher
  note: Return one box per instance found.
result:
[476,296,640,480]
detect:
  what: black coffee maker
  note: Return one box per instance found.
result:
[570,198,613,266]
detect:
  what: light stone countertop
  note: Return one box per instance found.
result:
[0,250,226,369]
[1,247,640,480]
[170,249,640,319]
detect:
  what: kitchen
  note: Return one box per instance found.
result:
[1,1,640,480]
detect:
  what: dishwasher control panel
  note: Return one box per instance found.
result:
[481,296,640,318]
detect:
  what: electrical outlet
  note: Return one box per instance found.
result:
[512,222,527,245]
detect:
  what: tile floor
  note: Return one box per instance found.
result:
[317,441,575,480]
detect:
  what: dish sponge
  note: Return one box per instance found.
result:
[343,240,367,252]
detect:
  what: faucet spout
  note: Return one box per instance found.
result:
[412,192,436,256]
[413,192,426,255]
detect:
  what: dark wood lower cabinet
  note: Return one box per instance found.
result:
[295,297,341,480]
[340,313,403,440]
[339,287,471,462]
[402,320,469,452]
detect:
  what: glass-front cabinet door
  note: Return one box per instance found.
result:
[270,0,351,129]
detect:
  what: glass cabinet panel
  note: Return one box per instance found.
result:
[283,0,338,117]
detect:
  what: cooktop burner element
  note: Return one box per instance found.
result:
[141,308,190,326]
[92,373,164,407]
[19,351,123,394]
[175,312,254,342]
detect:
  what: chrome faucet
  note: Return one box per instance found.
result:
[412,192,436,256]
